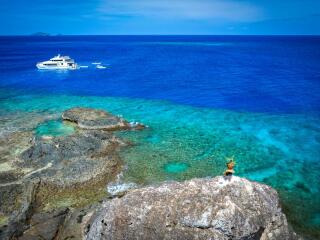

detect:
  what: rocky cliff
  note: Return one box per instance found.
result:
[87,176,300,240]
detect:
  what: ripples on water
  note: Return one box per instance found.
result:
[0,95,319,237]
[0,36,319,113]
[0,36,320,238]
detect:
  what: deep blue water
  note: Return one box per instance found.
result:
[0,36,320,238]
[0,35,320,113]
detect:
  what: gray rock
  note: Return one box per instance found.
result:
[0,180,39,240]
[0,131,33,164]
[2,108,143,188]
[56,205,97,240]
[0,107,146,239]
[86,176,301,240]
[18,208,69,240]
[18,130,122,186]
[62,107,132,130]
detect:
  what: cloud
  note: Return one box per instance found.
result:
[98,0,263,22]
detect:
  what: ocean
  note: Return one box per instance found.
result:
[0,35,319,238]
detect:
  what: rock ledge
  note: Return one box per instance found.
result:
[62,107,134,130]
[87,176,300,240]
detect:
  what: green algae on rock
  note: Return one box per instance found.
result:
[0,215,9,227]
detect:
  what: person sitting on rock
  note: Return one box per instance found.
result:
[224,157,235,176]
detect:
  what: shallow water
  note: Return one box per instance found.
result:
[0,94,319,237]
[164,162,189,173]
[35,120,75,137]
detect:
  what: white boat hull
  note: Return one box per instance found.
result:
[36,63,77,70]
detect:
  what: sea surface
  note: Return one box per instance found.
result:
[0,35,320,238]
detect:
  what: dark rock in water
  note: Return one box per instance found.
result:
[0,180,39,240]
[294,181,311,193]
[86,177,301,240]
[62,107,132,130]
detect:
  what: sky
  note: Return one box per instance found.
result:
[0,0,319,35]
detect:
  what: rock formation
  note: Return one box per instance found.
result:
[62,107,143,130]
[0,107,143,240]
[0,181,39,239]
[18,130,122,186]
[87,176,300,240]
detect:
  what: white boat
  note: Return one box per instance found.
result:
[96,65,106,69]
[92,62,101,65]
[36,54,78,70]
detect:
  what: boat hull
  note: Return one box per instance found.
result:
[36,63,77,70]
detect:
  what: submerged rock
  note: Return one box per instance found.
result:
[87,176,300,240]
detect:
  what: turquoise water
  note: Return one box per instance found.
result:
[164,162,189,173]
[35,120,75,137]
[0,94,319,237]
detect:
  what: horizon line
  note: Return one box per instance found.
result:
[0,34,320,37]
